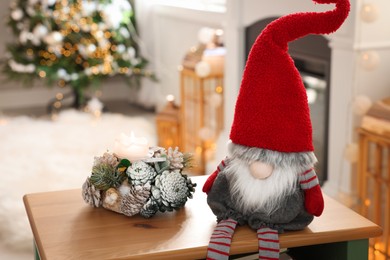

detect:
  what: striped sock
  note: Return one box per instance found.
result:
[257,227,279,260]
[206,218,238,260]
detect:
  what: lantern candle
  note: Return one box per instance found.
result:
[113,132,150,161]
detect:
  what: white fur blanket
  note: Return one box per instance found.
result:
[0,110,156,252]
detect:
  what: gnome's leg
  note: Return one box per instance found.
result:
[257,227,280,260]
[206,218,238,260]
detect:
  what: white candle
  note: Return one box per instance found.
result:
[113,132,150,161]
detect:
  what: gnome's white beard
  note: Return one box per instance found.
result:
[226,158,299,215]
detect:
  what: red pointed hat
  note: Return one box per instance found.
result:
[229,0,350,153]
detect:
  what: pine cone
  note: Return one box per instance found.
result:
[154,170,190,210]
[93,152,119,168]
[184,174,197,198]
[127,161,157,186]
[82,177,102,207]
[167,147,184,170]
[139,198,159,218]
[120,183,151,216]
[150,146,167,158]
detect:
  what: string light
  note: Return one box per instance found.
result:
[360,3,379,23]
[38,71,46,78]
[359,51,380,71]
[215,85,223,94]
[58,80,66,87]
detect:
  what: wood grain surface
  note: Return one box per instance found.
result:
[24,175,382,259]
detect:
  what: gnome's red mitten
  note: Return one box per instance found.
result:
[202,158,228,194]
[299,169,324,217]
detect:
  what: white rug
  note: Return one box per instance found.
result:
[0,110,156,253]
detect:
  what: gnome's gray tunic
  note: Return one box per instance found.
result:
[207,171,314,233]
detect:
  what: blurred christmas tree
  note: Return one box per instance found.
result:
[3,0,154,108]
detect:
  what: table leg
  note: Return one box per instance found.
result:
[34,239,41,260]
[288,239,368,260]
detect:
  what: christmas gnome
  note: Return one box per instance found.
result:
[202,0,350,259]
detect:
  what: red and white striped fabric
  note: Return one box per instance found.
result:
[206,218,238,260]
[257,227,280,260]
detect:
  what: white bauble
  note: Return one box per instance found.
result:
[33,24,48,39]
[352,95,372,116]
[119,27,130,38]
[11,9,23,21]
[102,5,122,29]
[71,73,79,81]
[26,6,36,16]
[128,47,135,58]
[198,27,215,44]
[42,0,56,7]
[117,44,126,53]
[31,36,41,46]
[87,44,97,53]
[44,31,63,45]
[195,61,211,77]
[81,0,97,16]
[19,31,29,44]
[84,68,93,76]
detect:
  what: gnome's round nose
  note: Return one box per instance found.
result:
[249,161,273,179]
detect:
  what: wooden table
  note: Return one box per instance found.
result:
[24,176,382,260]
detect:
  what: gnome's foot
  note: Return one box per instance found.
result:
[206,218,238,260]
[257,227,280,260]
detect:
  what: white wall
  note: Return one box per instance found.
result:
[135,1,225,111]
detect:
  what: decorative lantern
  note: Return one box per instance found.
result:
[156,95,181,149]
[180,68,224,175]
[180,28,225,175]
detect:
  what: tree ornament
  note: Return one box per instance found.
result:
[11,9,23,21]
